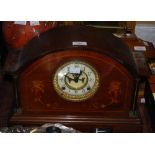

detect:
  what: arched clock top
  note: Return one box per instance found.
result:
[2,25,153,132]
[4,25,138,77]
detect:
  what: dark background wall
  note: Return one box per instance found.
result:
[0,22,8,67]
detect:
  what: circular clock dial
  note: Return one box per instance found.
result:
[53,61,99,102]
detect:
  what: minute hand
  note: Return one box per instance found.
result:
[65,75,75,83]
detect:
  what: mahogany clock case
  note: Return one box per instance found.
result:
[2,25,148,132]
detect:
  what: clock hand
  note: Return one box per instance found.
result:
[78,77,85,83]
[65,75,75,83]
[73,71,83,82]
[65,71,83,83]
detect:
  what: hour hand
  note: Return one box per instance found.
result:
[65,75,74,83]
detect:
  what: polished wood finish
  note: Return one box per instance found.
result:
[4,26,137,74]
[19,50,134,116]
[2,25,153,132]
[11,115,142,132]
[123,34,155,132]
[122,34,152,77]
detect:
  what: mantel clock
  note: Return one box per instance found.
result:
[3,25,151,132]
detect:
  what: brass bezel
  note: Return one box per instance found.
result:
[53,60,100,102]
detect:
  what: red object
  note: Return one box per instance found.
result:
[2,21,58,49]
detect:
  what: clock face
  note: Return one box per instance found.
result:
[53,60,100,102]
